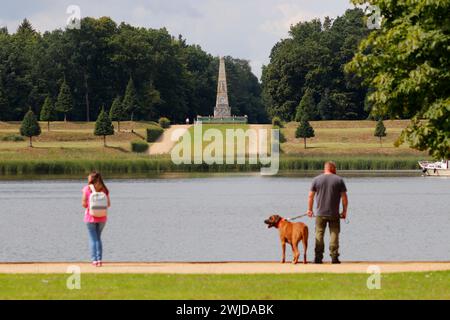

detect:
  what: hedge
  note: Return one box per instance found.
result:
[146,125,164,143]
[158,117,171,129]
[131,140,149,153]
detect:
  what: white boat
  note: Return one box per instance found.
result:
[419,160,450,176]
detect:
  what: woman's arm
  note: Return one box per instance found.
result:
[107,195,111,208]
[82,191,88,208]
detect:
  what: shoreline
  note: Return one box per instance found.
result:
[0,170,425,181]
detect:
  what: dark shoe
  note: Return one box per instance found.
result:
[332,258,341,264]
[314,258,323,264]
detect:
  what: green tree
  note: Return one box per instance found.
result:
[317,89,334,120]
[295,117,315,149]
[122,77,138,121]
[55,79,73,122]
[262,9,369,121]
[347,0,450,159]
[374,119,387,147]
[20,109,41,147]
[272,116,284,128]
[0,17,267,123]
[39,97,55,131]
[295,89,317,122]
[0,88,8,121]
[109,96,125,132]
[94,106,114,147]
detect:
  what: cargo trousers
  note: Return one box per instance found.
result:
[315,216,340,260]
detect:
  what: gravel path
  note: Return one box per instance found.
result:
[1,262,449,274]
[149,125,191,155]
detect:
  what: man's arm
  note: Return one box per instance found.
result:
[341,192,348,219]
[307,191,316,217]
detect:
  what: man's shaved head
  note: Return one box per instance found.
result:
[324,161,337,174]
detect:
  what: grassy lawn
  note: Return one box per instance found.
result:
[185,123,252,155]
[281,120,426,157]
[0,120,427,161]
[0,272,448,300]
[0,120,428,175]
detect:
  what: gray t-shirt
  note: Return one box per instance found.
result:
[311,174,347,217]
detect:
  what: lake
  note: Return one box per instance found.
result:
[0,175,448,262]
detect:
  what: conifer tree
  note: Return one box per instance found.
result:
[94,106,115,147]
[295,116,315,149]
[122,77,138,121]
[109,96,125,132]
[40,96,55,132]
[374,118,387,147]
[20,109,41,147]
[55,79,73,122]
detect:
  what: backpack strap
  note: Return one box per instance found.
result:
[89,184,97,193]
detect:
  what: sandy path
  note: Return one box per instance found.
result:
[149,125,191,155]
[1,262,449,274]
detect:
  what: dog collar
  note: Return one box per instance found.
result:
[275,218,285,229]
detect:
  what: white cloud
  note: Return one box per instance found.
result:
[260,3,333,37]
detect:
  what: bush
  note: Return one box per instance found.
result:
[272,117,284,128]
[1,134,25,142]
[159,117,171,129]
[131,140,149,153]
[146,125,164,143]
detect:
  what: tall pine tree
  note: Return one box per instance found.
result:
[295,89,317,122]
[122,77,138,121]
[95,106,115,147]
[109,96,125,132]
[55,79,73,122]
[40,97,55,132]
[20,110,41,147]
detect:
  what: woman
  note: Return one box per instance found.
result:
[82,172,111,267]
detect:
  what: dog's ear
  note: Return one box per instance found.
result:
[273,215,281,223]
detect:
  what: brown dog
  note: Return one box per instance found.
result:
[264,215,308,264]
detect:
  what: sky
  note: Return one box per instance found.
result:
[0,0,354,78]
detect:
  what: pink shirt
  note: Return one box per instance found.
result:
[83,185,108,223]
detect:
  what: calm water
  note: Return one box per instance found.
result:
[0,176,449,262]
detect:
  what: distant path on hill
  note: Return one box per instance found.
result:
[149,125,191,155]
[1,262,449,274]
[148,124,271,156]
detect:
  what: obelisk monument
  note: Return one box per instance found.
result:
[214,57,232,118]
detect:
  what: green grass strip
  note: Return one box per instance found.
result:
[0,272,448,300]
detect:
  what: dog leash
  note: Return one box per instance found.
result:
[287,213,350,225]
[286,213,310,221]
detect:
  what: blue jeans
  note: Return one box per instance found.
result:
[86,223,106,262]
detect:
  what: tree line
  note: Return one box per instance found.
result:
[261,8,370,122]
[2,3,448,158]
[0,17,267,124]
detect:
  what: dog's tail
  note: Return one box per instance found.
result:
[303,226,309,257]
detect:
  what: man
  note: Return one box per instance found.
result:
[307,162,348,264]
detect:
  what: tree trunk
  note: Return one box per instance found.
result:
[29,136,32,148]
[304,138,307,149]
[131,112,134,122]
[84,72,90,122]
[104,135,106,147]
[64,114,67,123]
[48,121,50,132]
[118,121,120,133]
[379,137,382,147]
